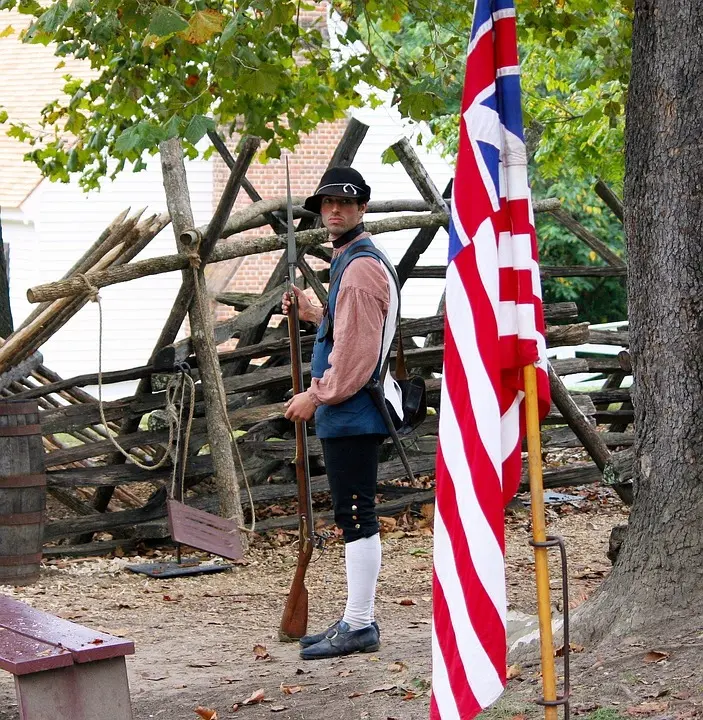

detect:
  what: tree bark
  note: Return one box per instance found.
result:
[574,0,703,640]
[160,139,244,528]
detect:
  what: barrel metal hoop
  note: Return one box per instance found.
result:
[0,424,42,437]
[0,474,47,488]
[0,511,44,526]
[0,552,43,567]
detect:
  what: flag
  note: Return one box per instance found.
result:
[430,1,551,718]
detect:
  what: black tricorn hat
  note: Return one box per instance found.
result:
[303,166,371,214]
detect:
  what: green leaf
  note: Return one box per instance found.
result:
[381,146,399,165]
[0,109,8,123]
[220,17,238,46]
[37,1,68,33]
[162,114,183,139]
[148,7,188,38]
[0,24,15,37]
[184,114,215,145]
[114,124,143,154]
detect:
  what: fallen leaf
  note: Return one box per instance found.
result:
[295,668,310,675]
[626,701,669,716]
[270,706,287,713]
[195,708,218,720]
[402,691,417,701]
[506,664,522,680]
[163,594,181,602]
[253,644,270,660]
[643,650,669,663]
[89,638,105,645]
[397,598,416,606]
[387,662,408,673]
[420,503,434,521]
[280,684,303,695]
[187,661,219,668]
[378,516,396,529]
[385,530,407,540]
[369,684,396,694]
[555,643,586,657]
[242,689,265,706]
[338,669,354,677]
[348,691,363,698]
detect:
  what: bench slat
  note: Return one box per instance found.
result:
[0,597,134,664]
[0,629,73,676]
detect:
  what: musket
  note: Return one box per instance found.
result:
[278,158,316,642]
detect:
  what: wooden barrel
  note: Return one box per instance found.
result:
[0,400,45,586]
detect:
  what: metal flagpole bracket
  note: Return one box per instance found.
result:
[528,534,571,720]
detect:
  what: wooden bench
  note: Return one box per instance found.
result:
[0,596,134,720]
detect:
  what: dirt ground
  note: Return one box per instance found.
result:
[1,486,701,720]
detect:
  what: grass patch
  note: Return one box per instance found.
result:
[582,709,627,720]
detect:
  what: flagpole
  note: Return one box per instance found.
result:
[523,362,558,720]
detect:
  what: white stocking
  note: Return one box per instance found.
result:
[342,533,381,630]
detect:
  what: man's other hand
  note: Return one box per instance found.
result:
[284,392,317,422]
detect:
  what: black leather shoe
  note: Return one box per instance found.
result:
[299,620,380,648]
[300,621,380,660]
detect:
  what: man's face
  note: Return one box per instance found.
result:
[320,196,367,238]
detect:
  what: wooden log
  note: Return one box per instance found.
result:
[44,488,169,541]
[30,213,171,354]
[540,427,633,450]
[548,207,626,268]
[0,240,133,374]
[297,256,328,305]
[391,137,449,212]
[161,138,245,525]
[547,364,611,468]
[588,328,630,346]
[26,213,449,304]
[408,263,627,280]
[595,179,624,222]
[84,138,261,521]
[207,129,288,235]
[540,265,627,278]
[545,322,590,346]
[153,283,284,371]
[45,402,284,467]
[396,181,452,288]
[544,302,578,322]
[11,365,153,401]
[0,351,43,392]
[15,209,132,333]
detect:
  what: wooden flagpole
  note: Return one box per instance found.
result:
[523,362,558,720]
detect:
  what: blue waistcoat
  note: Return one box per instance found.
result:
[311,238,389,439]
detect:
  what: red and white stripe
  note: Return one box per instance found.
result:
[430,1,550,718]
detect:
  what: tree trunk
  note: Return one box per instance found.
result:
[574,0,703,640]
[0,214,13,337]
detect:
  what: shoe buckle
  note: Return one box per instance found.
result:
[326,629,339,640]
